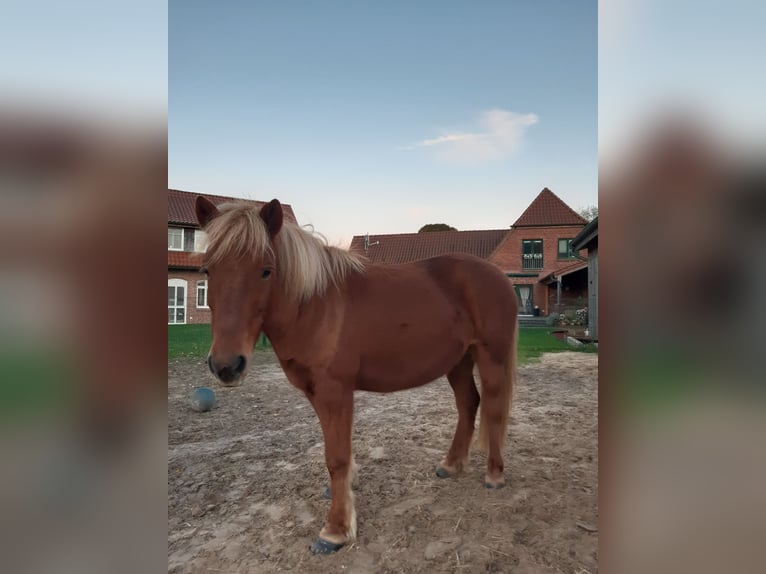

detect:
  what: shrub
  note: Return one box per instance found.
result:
[557,307,588,327]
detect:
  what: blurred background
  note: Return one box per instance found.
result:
[600,0,765,572]
[0,0,763,572]
[0,1,167,573]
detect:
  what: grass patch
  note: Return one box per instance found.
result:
[169,324,597,364]
[168,324,271,359]
[517,327,597,365]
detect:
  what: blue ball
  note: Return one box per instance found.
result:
[190,387,216,412]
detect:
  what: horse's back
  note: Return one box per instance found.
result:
[338,254,516,391]
[352,252,517,339]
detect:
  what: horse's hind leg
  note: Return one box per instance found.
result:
[475,350,511,488]
[436,351,480,478]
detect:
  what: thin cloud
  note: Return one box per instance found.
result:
[402,109,538,163]
[403,205,434,219]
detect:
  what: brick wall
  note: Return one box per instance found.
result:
[489,225,586,315]
[168,270,212,324]
[490,226,586,272]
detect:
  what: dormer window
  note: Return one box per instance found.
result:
[168,227,183,250]
[169,227,206,252]
[522,239,543,270]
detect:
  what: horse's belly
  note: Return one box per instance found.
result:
[356,373,437,393]
[354,338,466,393]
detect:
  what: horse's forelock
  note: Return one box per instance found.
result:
[203,202,273,266]
[201,202,366,301]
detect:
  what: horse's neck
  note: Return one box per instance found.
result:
[261,288,330,358]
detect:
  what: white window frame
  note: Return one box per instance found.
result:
[168,278,187,324]
[168,227,183,251]
[196,279,208,308]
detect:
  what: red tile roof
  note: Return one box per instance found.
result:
[168,251,203,270]
[512,188,587,227]
[168,188,297,227]
[349,229,509,265]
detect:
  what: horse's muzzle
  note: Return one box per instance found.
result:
[207,354,247,386]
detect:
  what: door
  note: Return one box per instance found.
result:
[514,284,533,315]
[168,279,187,324]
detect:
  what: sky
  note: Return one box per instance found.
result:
[169,1,598,246]
[1,0,166,117]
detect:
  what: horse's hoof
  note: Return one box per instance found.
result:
[435,466,451,478]
[484,480,506,489]
[310,537,344,554]
[322,486,332,499]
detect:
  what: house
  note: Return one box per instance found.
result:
[167,189,297,325]
[491,188,589,316]
[571,216,598,338]
[349,188,589,316]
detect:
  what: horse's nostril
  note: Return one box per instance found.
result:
[234,355,246,374]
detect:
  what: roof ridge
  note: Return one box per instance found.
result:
[352,228,508,239]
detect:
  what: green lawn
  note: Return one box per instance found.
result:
[168,324,273,359]
[168,324,213,358]
[516,327,597,364]
[169,324,596,363]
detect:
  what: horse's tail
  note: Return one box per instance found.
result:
[477,319,517,454]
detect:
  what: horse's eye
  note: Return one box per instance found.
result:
[261,269,271,279]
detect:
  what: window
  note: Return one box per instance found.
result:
[169,227,204,252]
[168,227,183,250]
[558,238,576,259]
[168,279,187,324]
[196,280,208,308]
[194,230,208,253]
[522,239,543,270]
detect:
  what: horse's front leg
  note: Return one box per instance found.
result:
[307,381,355,554]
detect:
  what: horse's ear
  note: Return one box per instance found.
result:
[195,196,219,227]
[259,199,283,238]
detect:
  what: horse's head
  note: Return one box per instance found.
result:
[194,196,283,386]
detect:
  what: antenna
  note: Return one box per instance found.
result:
[363,233,379,253]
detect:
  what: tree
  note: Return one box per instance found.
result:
[578,205,598,222]
[418,223,457,232]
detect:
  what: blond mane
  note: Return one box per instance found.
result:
[203,202,366,302]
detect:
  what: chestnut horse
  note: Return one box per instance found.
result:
[195,197,518,554]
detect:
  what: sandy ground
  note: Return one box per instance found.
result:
[168,351,598,573]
